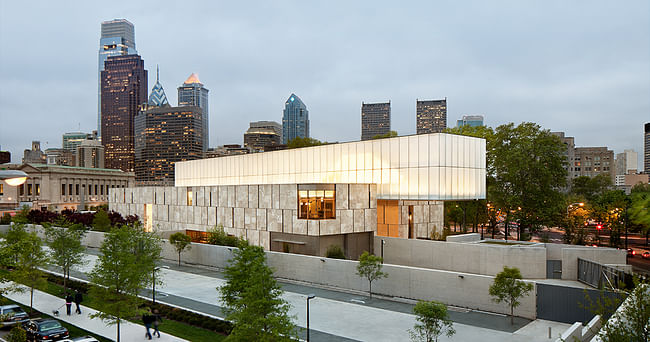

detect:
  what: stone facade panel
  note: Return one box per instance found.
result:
[244,208,257,230]
[248,185,259,208]
[259,184,272,208]
[369,184,377,209]
[257,209,267,231]
[224,207,234,228]
[218,186,228,207]
[353,209,365,232]
[267,209,282,232]
[308,220,320,236]
[364,208,377,232]
[272,185,280,209]
[227,186,235,207]
[279,184,296,210]
[335,184,349,209]
[283,210,294,233]
[236,185,248,208]
[339,210,354,234]
[292,214,307,235]
[349,184,369,209]
[234,207,245,228]
[207,207,216,226]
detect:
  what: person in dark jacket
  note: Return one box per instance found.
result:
[142,308,154,340]
[74,290,83,314]
[65,293,73,316]
[152,309,162,338]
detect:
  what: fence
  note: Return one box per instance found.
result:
[577,258,631,290]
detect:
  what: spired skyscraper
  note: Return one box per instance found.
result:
[178,74,209,151]
[97,19,137,140]
[100,55,148,172]
[282,94,309,144]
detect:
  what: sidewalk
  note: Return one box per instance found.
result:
[3,283,187,342]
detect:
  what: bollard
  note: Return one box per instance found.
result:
[548,326,551,339]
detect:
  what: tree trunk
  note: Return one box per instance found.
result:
[510,304,514,325]
[369,280,372,299]
[30,287,34,315]
[117,320,120,342]
[178,252,182,266]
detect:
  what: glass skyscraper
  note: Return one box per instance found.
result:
[98,19,137,140]
[100,55,148,172]
[178,73,209,151]
[282,94,309,144]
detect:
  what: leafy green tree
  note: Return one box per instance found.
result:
[219,244,297,341]
[169,232,192,266]
[43,225,86,291]
[88,224,162,342]
[6,326,27,342]
[490,123,567,240]
[598,283,649,341]
[371,131,398,139]
[629,188,650,246]
[489,266,533,325]
[11,206,30,224]
[92,209,112,232]
[0,223,29,266]
[12,231,48,315]
[571,174,613,202]
[287,137,328,149]
[356,251,387,299]
[408,300,455,342]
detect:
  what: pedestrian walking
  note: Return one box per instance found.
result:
[142,308,154,340]
[152,309,162,338]
[74,290,83,314]
[64,293,73,316]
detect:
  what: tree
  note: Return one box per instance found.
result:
[408,300,456,342]
[92,209,112,232]
[88,224,162,342]
[286,137,328,149]
[12,231,48,315]
[490,123,567,240]
[356,251,387,299]
[571,174,613,202]
[43,225,86,291]
[371,131,398,139]
[598,283,649,341]
[629,188,650,246]
[6,326,27,342]
[169,232,192,266]
[489,267,533,325]
[219,243,297,341]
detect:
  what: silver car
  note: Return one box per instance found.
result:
[0,304,29,328]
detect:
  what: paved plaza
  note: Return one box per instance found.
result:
[44,249,571,342]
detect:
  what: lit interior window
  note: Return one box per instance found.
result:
[298,185,335,220]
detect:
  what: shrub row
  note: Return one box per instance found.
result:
[13,207,138,230]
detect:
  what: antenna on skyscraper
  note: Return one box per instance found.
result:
[156,65,159,82]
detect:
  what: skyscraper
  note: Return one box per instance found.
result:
[643,122,650,174]
[178,73,209,151]
[98,19,137,140]
[282,94,309,144]
[361,102,391,140]
[416,98,447,134]
[100,55,148,172]
[135,105,204,186]
[244,121,282,151]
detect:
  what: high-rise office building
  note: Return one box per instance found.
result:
[615,149,638,176]
[100,55,148,172]
[282,94,309,144]
[456,115,484,127]
[178,73,209,151]
[135,105,204,186]
[573,147,615,183]
[149,67,170,107]
[416,98,447,134]
[244,121,282,151]
[645,123,650,173]
[63,132,97,152]
[361,102,391,140]
[551,132,575,188]
[98,19,137,140]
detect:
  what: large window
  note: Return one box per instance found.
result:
[298,185,335,219]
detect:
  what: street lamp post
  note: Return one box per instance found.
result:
[306,294,315,342]
[380,239,386,263]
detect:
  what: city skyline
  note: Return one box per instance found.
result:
[0,1,648,170]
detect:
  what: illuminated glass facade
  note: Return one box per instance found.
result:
[178,74,209,151]
[176,133,486,201]
[282,94,309,144]
[456,115,484,128]
[361,102,391,140]
[134,105,204,186]
[101,55,148,172]
[416,99,447,134]
[98,19,137,139]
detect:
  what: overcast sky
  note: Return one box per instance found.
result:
[1,1,648,169]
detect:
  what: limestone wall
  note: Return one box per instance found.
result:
[109,184,377,250]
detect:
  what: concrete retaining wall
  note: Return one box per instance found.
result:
[373,236,547,278]
[445,233,481,243]
[561,247,626,280]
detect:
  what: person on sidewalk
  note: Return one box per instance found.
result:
[142,308,154,340]
[65,293,73,316]
[74,290,83,314]
[152,309,162,338]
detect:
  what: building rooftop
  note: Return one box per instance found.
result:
[184,73,201,84]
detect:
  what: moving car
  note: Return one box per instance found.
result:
[627,248,635,257]
[0,304,29,328]
[642,251,650,259]
[23,318,69,341]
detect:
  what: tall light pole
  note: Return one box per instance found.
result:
[306,294,315,342]
[380,239,386,263]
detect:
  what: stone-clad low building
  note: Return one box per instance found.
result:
[109,133,485,257]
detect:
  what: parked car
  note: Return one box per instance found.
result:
[627,248,636,257]
[642,251,650,259]
[0,304,29,328]
[23,318,69,341]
